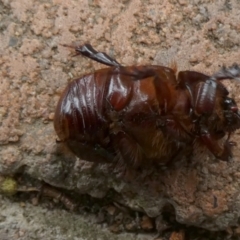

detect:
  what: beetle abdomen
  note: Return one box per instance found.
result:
[54,69,112,154]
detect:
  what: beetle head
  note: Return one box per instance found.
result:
[222,97,240,132]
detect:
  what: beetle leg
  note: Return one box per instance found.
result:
[62,43,122,67]
[177,71,209,110]
[178,71,218,116]
[157,117,193,143]
[114,66,167,80]
[194,64,240,115]
[194,78,218,115]
[112,131,143,168]
[212,64,240,81]
[199,126,232,161]
[178,65,240,116]
[66,140,114,163]
[193,64,240,115]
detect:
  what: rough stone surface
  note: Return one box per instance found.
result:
[1,0,240,236]
[0,195,151,240]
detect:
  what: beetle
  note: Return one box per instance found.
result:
[54,43,240,169]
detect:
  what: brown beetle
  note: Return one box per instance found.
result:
[54,44,240,168]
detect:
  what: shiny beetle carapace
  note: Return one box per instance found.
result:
[54,43,240,168]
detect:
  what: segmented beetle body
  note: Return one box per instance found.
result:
[54,44,240,168]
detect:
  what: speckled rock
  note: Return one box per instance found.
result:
[1,0,240,233]
[0,195,150,240]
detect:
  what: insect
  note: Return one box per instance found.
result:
[54,43,240,169]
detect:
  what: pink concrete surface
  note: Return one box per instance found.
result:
[1,0,240,232]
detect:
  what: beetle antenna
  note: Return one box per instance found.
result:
[60,43,84,57]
